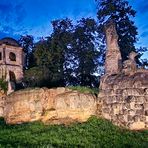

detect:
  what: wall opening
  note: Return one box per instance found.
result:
[9,52,16,61]
[0,52,2,60]
[9,71,16,82]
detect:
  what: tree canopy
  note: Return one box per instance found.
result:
[96,0,138,61]
[19,0,147,89]
[21,18,103,88]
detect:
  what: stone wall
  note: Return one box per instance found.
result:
[96,20,148,130]
[4,87,97,124]
[1,76,148,130]
[98,71,148,130]
[0,89,6,117]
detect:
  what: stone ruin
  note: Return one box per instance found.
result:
[123,51,138,75]
[104,20,122,74]
[3,87,97,125]
[0,37,24,94]
[98,20,148,130]
[0,21,147,130]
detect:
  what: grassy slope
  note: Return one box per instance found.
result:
[0,117,147,148]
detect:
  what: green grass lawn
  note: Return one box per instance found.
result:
[0,116,147,148]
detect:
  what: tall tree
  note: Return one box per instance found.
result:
[26,18,74,87]
[50,18,74,86]
[32,39,53,87]
[73,18,101,87]
[18,35,34,69]
[96,0,138,61]
[23,18,103,88]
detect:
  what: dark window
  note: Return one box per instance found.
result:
[9,71,16,82]
[9,52,16,61]
[0,52,2,60]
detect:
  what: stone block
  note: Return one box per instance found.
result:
[123,109,128,115]
[102,107,110,114]
[125,95,134,103]
[106,97,114,104]
[130,102,135,109]
[128,110,135,116]
[128,115,133,121]
[124,103,130,109]
[144,88,148,95]
[116,89,123,95]
[140,116,146,122]
[145,110,148,116]
[129,121,145,130]
[133,115,139,122]
[146,117,148,123]
[136,109,144,115]
[134,104,144,110]
[135,96,145,104]
[145,96,148,102]
[102,113,111,120]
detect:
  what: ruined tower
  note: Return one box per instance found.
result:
[0,37,24,94]
[104,20,122,74]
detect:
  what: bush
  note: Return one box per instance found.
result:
[68,86,98,95]
[0,79,8,92]
[0,117,147,147]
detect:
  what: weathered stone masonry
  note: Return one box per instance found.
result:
[98,20,148,130]
[0,37,24,94]
[98,72,148,130]
[104,20,122,74]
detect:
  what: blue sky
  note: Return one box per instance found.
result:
[0,0,97,39]
[0,0,148,56]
